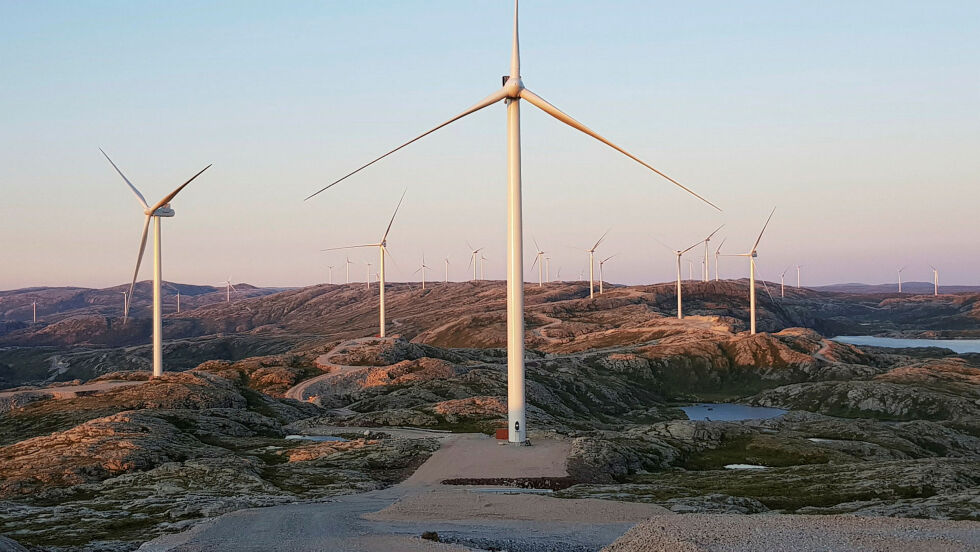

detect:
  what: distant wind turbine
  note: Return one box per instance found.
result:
[414,254,430,289]
[655,237,701,319]
[700,225,724,282]
[796,265,802,289]
[530,237,547,287]
[121,291,129,321]
[728,208,776,335]
[466,242,484,281]
[688,259,695,281]
[930,265,939,296]
[598,254,615,294]
[303,0,719,443]
[323,190,407,338]
[365,262,372,289]
[897,266,905,293]
[222,278,239,302]
[583,229,610,299]
[101,149,211,378]
[346,257,352,285]
[176,290,180,313]
[714,237,727,281]
[780,266,792,298]
[327,265,334,285]
[480,254,488,280]
[444,256,451,283]
[32,301,37,324]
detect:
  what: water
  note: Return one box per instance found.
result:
[680,403,787,421]
[285,435,348,442]
[724,464,767,470]
[832,336,980,354]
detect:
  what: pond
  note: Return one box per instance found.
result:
[285,435,348,442]
[680,403,787,422]
[832,336,980,354]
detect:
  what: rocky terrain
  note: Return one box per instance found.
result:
[1,279,978,550]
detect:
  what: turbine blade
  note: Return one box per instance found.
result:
[321,244,378,251]
[510,0,520,78]
[602,254,616,263]
[519,88,721,212]
[305,88,509,200]
[381,188,408,243]
[715,237,727,254]
[530,254,539,270]
[705,223,725,241]
[652,236,675,253]
[128,215,152,303]
[592,227,611,251]
[681,240,702,254]
[751,207,776,252]
[101,148,149,209]
[149,164,212,213]
[532,236,540,252]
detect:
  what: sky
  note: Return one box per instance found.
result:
[1,0,978,290]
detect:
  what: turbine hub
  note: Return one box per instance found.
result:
[503,76,524,98]
[148,204,175,217]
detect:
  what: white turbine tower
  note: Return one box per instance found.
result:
[327,265,334,285]
[687,260,695,281]
[222,278,239,302]
[701,225,724,282]
[304,1,719,443]
[714,237,726,281]
[796,265,802,289]
[102,149,211,378]
[414,254,430,289]
[323,191,407,338]
[545,257,551,283]
[655,238,701,319]
[530,237,546,287]
[583,229,610,299]
[32,301,37,324]
[897,266,905,293]
[365,262,373,289]
[345,257,352,285]
[729,208,776,335]
[176,290,180,313]
[121,291,129,321]
[466,242,484,281]
[599,254,615,294]
[480,254,488,280]
[444,256,451,283]
[930,265,939,296]
[780,266,792,298]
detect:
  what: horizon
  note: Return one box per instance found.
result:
[2,1,978,289]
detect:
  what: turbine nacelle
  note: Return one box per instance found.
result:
[503,76,525,98]
[148,204,175,217]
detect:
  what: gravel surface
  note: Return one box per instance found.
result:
[602,513,980,551]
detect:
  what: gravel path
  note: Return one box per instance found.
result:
[603,513,980,551]
[0,380,143,400]
[283,337,379,401]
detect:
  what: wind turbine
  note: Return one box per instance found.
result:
[545,256,551,283]
[414,254,430,289]
[728,208,776,335]
[323,191,407,338]
[780,265,792,298]
[530,237,546,287]
[327,265,334,285]
[222,278,239,303]
[930,265,939,296]
[796,265,802,289]
[466,242,484,281]
[176,290,180,313]
[714,237,727,281]
[102,149,211,378]
[583,229,610,299]
[687,259,695,281]
[121,291,129,321]
[444,256,451,283]
[303,1,719,444]
[345,257,353,284]
[480,254,488,280]
[365,262,373,289]
[897,266,905,293]
[598,254,614,294]
[32,301,36,324]
[701,225,724,282]
[655,237,701,319]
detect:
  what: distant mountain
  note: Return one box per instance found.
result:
[812,282,980,294]
[0,282,282,325]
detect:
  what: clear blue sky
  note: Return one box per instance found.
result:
[1,1,977,289]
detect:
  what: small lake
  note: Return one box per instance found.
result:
[285,435,348,442]
[680,403,787,422]
[832,336,980,354]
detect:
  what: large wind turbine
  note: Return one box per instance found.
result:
[530,237,546,287]
[583,229,610,299]
[414,254,430,289]
[780,266,792,298]
[102,149,210,378]
[656,238,702,319]
[324,191,406,338]
[930,265,939,296]
[729,208,776,335]
[304,1,719,443]
[897,266,905,293]
[701,225,724,282]
[599,254,614,294]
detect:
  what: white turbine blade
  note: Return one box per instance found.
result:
[751,207,776,252]
[602,254,616,263]
[127,214,152,302]
[715,237,727,254]
[651,236,675,253]
[510,0,520,78]
[229,283,239,292]
[591,228,612,251]
[466,240,474,251]
[321,244,378,251]
[518,88,721,212]
[705,223,724,241]
[755,260,776,303]
[530,253,540,270]
[381,188,408,243]
[467,255,474,270]
[101,148,149,209]
[305,88,509,200]
[681,240,702,254]
[149,164,212,213]
[532,236,541,253]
